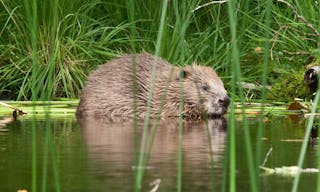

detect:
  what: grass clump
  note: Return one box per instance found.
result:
[0,1,132,100]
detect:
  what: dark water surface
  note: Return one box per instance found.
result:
[0,114,317,191]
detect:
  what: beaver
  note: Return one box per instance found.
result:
[76,53,230,119]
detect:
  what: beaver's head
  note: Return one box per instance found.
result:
[175,65,230,117]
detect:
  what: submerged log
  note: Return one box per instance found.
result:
[0,101,27,119]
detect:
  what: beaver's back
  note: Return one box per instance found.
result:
[76,53,172,118]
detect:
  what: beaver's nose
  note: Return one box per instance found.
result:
[218,96,230,107]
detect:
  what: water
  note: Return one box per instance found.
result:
[0,114,317,191]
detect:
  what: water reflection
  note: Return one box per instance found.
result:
[77,117,227,191]
[0,116,13,132]
[0,114,318,191]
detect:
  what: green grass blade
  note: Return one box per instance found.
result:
[134,1,169,191]
[292,89,320,191]
[227,0,238,191]
[256,0,272,188]
[227,0,258,191]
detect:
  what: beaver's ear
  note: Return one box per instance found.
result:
[176,68,191,81]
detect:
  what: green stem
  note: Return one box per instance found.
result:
[227,0,258,191]
[292,91,320,192]
[134,1,169,191]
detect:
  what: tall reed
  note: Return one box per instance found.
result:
[226,0,241,191]
[292,91,320,192]
[133,0,169,191]
[22,0,39,191]
[256,0,272,189]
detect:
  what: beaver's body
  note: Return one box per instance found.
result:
[76,53,229,119]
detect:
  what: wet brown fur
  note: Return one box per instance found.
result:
[76,53,229,120]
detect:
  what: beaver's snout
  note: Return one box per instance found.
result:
[218,96,230,108]
[206,94,230,116]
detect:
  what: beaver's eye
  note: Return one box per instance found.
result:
[201,84,209,91]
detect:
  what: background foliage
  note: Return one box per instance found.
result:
[0,0,319,100]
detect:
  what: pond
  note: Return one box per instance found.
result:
[0,111,318,191]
